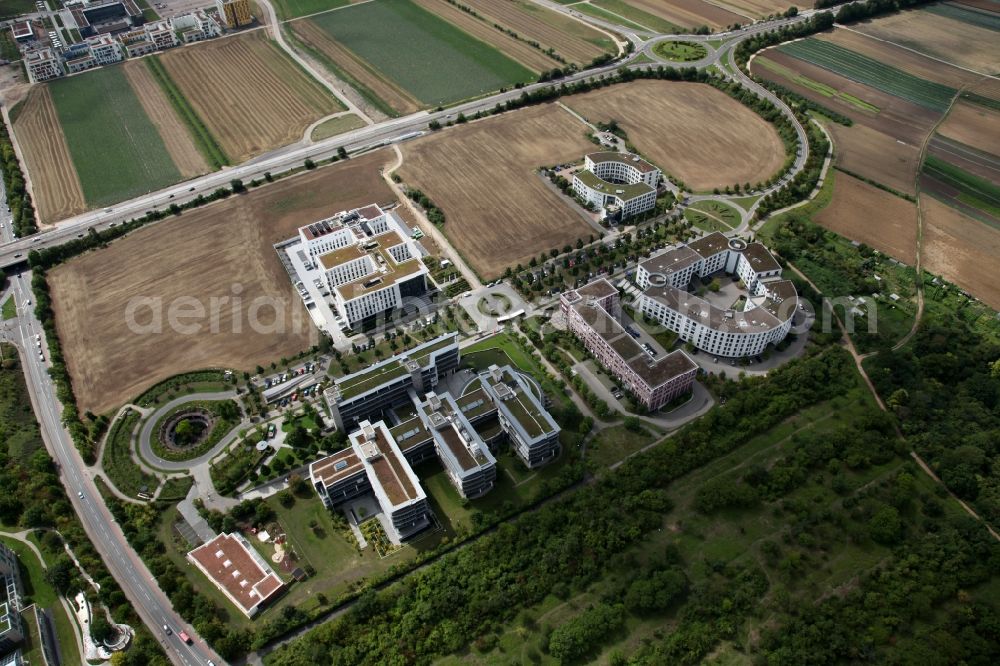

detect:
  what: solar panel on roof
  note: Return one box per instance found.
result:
[334,460,348,472]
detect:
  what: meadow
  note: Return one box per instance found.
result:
[306,0,535,106]
[778,38,957,112]
[46,66,181,207]
[271,0,350,20]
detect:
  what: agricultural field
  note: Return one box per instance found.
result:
[157,31,340,163]
[461,0,616,65]
[921,151,1000,230]
[411,0,561,73]
[814,172,917,264]
[565,79,785,191]
[712,0,797,19]
[826,122,920,196]
[295,0,535,108]
[271,0,351,20]
[922,196,1000,310]
[852,4,1000,74]
[612,0,745,30]
[586,0,684,32]
[13,65,189,216]
[9,87,86,223]
[48,151,396,415]
[397,104,596,279]
[573,2,652,32]
[937,101,1000,157]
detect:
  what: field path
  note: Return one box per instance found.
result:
[383,145,483,290]
[257,0,373,124]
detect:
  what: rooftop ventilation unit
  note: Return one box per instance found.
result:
[333,460,349,472]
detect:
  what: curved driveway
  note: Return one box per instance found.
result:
[138,391,244,471]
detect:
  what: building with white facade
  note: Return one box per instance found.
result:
[293,204,429,329]
[572,152,660,220]
[561,279,698,411]
[415,391,497,499]
[63,34,124,73]
[24,47,63,83]
[0,543,22,658]
[480,364,561,468]
[187,533,284,617]
[171,10,221,43]
[635,232,798,358]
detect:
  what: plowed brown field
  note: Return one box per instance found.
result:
[922,196,1000,310]
[626,0,744,29]
[852,8,1000,74]
[938,101,1000,158]
[49,151,395,415]
[413,0,558,72]
[566,79,785,191]
[712,0,795,19]
[11,87,86,224]
[158,31,338,163]
[398,104,596,279]
[815,172,917,264]
[291,19,421,116]
[466,0,610,65]
[828,122,920,196]
[122,60,209,179]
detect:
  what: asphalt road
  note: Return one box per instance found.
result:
[4,271,223,666]
[137,390,242,471]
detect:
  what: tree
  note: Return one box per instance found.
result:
[868,505,902,544]
[230,178,246,193]
[337,146,348,160]
[174,419,195,444]
[91,616,114,644]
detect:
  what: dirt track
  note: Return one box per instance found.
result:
[49,151,395,415]
[11,86,86,224]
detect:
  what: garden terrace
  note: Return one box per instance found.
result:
[335,361,409,400]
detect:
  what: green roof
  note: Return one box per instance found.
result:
[408,334,456,367]
[575,169,654,202]
[337,360,409,400]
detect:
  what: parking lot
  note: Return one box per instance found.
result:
[152,0,213,18]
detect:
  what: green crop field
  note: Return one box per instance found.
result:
[778,38,957,112]
[922,154,1000,230]
[272,0,349,20]
[307,0,535,106]
[590,0,682,33]
[923,2,1000,31]
[573,2,651,32]
[754,56,880,113]
[47,66,180,206]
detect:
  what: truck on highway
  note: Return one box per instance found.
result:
[178,630,192,644]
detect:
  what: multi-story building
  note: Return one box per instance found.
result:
[187,533,284,617]
[72,0,145,38]
[416,392,497,498]
[62,34,124,73]
[480,364,562,468]
[10,21,34,44]
[0,544,22,658]
[216,0,254,29]
[324,333,460,431]
[24,48,63,83]
[171,10,221,43]
[635,233,798,357]
[572,152,660,220]
[561,279,698,411]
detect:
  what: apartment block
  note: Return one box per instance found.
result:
[480,364,561,468]
[24,48,63,83]
[215,0,254,28]
[561,279,698,411]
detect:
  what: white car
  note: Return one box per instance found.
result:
[77,491,84,499]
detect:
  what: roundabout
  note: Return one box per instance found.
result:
[138,391,246,470]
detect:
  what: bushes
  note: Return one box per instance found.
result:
[405,187,445,226]
[548,603,625,663]
[0,115,36,236]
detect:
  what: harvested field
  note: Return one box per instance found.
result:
[711,0,795,19]
[752,49,939,145]
[815,172,917,264]
[159,31,339,163]
[397,104,596,279]
[828,123,920,196]
[852,7,1000,75]
[48,151,395,415]
[922,196,1000,310]
[819,28,982,90]
[465,0,613,64]
[937,101,1000,157]
[622,0,745,29]
[928,135,1000,185]
[10,87,85,224]
[122,60,209,180]
[566,79,785,191]
[290,19,421,116]
[412,0,559,72]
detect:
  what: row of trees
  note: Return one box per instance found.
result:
[0,116,36,237]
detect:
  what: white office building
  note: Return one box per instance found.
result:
[635,233,798,358]
[572,152,660,220]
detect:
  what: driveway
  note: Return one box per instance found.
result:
[137,391,243,471]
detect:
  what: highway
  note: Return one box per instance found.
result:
[0,5,837,664]
[4,270,223,666]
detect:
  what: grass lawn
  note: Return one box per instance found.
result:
[587,424,655,469]
[1,536,82,666]
[730,194,761,210]
[310,113,366,141]
[272,0,349,20]
[685,200,740,233]
[47,65,181,207]
[461,336,573,415]
[0,0,36,19]
[652,40,707,62]
[574,2,650,33]
[307,0,536,106]
[1,295,15,320]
